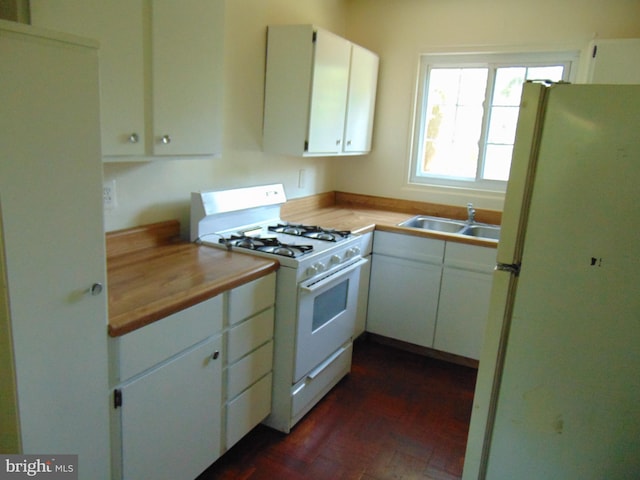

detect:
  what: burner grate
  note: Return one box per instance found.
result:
[223,235,313,258]
[268,223,351,242]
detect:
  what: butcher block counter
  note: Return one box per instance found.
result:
[281,191,502,248]
[106,220,278,337]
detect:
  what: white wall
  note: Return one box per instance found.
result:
[103,0,347,236]
[341,0,640,211]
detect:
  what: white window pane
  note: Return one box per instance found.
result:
[421,68,487,180]
[483,144,513,181]
[428,69,463,105]
[423,140,477,179]
[487,106,520,144]
[458,68,489,104]
[526,66,564,82]
[493,67,525,106]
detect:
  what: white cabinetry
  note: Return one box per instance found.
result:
[30,0,224,160]
[433,242,495,360]
[367,232,444,347]
[111,296,224,480]
[0,22,110,478]
[586,38,640,84]
[109,273,276,479]
[119,337,223,480]
[354,232,373,337]
[224,274,276,451]
[263,24,379,156]
[367,231,496,361]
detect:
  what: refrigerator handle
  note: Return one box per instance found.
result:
[495,262,521,276]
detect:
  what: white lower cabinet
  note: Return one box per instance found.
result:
[110,273,276,479]
[119,337,223,480]
[367,231,444,347]
[434,243,496,360]
[366,231,496,360]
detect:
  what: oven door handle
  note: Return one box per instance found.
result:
[299,257,368,293]
[306,344,349,380]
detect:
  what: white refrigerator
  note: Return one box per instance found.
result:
[463,82,640,479]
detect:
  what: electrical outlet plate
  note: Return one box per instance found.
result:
[103,180,117,209]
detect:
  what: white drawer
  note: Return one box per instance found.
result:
[228,273,276,326]
[291,342,352,425]
[225,373,272,450]
[444,241,496,273]
[373,231,444,264]
[116,295,223,382]
[227,341,273,400]
[227,307,274,364]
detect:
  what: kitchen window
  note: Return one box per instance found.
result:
[409,51,577,191]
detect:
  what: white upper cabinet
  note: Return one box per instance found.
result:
[306,29,352,154]
[30,0,146,156]
[31,0,224,160]
[586,38,640,84]
[344,43,380,153]
[150,0,224,157]
[263,25,379,157]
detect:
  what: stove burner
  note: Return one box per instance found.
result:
[268,223,351,242]
[223,235,313,258]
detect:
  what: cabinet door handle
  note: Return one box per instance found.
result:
[128,133,139,144]
[89,283,103,296]
[212,350,220,360]
[336,139,341,145]
[160,134,171,144]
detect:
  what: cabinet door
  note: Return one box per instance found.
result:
[307,28,351,154]
[587,39,640,84]
[343,44,379,153]
[119,336,222,480]
[151,0,224,156]
[30,0,146,156]
[434,242,495,359]
[367,254,441,347]
[1,24,110,478]
[434,268,492,360]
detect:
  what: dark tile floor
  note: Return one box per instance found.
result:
[198,336,477,480]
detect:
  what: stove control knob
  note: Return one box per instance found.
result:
[345,246,361,258]
[306,265,319,277]
[316,261,327,273]
[330,254,342,265]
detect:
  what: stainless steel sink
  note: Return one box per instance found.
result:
[459,225,501,241]
[398,216,467,233]
[398,215,500,241]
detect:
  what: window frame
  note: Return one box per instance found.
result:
[409,50,578,192]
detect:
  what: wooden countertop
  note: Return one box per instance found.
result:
[106,192,499,337]
[106,222,278,337]
[281,191,501,248]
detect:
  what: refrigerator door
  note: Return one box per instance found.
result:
[483,84,640,478]
[463,81,549,478]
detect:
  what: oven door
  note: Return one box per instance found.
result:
[294,257,367,382]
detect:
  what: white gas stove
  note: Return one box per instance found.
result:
[190,184,366,433]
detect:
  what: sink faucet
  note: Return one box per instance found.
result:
[467,203,476,223]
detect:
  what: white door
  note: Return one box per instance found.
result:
[120,336,223,480]
[151,0,225,155]
[343,43,379,153]
[0,23,110,479]
[306,28,351,154]
[367,255,441,347]
[30,0,146,156]
[587,38,640,84]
